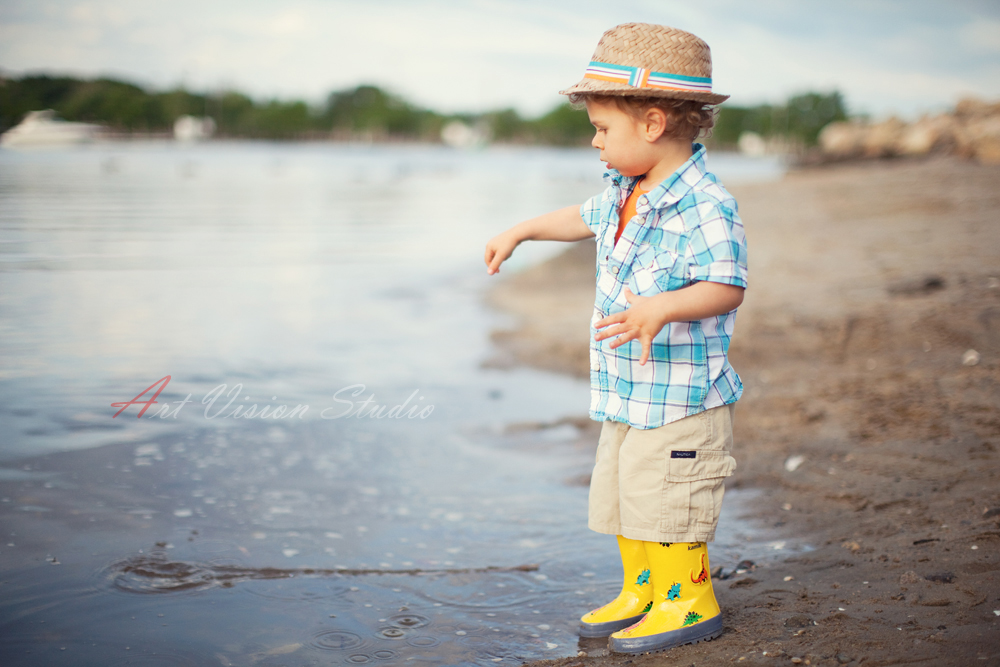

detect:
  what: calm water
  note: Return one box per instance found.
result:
[0,141,791,666]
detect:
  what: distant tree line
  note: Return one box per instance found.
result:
[0,74,845,148]
[710,92,848,148]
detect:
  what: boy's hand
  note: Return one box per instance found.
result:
[484,205,594,275]
[593,288,664,365]
[484,231,521,275]
[594,282,745,365]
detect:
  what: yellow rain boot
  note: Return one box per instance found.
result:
[579,535,653,637]
[609,541,723,654]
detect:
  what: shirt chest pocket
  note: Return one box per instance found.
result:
[628,247,689,295]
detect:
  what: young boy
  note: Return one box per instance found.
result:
[484,24,747,654]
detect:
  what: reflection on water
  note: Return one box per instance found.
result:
[0,141,790,665]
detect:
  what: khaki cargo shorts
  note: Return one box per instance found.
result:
[588,403,737,543]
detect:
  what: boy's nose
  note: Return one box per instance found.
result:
[591,135,603,149]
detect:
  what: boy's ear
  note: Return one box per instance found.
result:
[643,107,668,142]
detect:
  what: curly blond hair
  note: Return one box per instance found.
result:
[567,93,716,141]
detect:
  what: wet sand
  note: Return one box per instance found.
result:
[487,157,1000,666]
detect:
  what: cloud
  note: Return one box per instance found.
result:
[1,0,998,117]
[962,18,1000,54]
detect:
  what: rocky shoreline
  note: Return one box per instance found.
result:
[487,156,1000,667]
[818,98,1000,164]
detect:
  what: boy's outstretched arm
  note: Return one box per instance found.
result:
[594,282,745,365]
[485,204,594,275]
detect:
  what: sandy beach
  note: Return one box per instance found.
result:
[488,156,1000,667]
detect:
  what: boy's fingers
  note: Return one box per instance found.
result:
[484,246,499,268]
[594,312,626,329]
[595,323,628,340]
[639,338,651,365]
[606,328,638,348]
[486,251,504,275]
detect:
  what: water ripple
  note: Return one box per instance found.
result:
[100,552,540,594]
[387,612,430,628]
[309,630,366,651]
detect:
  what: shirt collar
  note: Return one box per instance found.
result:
[602,143,708,210]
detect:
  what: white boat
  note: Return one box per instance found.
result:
[173,115,216,142]
[1,110,101,148]
[440,120,489,149]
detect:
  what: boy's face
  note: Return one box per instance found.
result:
[585,99,653,177]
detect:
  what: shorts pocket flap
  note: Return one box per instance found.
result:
[665,450,735,481]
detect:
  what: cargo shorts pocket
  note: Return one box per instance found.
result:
[661,450,736,534]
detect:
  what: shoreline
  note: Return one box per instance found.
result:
[487,156,1000,666]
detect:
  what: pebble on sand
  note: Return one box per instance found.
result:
[784,455,806,472]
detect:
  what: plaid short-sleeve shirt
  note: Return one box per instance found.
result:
[580,144,748,429]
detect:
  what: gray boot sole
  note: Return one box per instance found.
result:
[609,613,723,654]
[578,613,647,638]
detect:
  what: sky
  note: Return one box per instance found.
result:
[1,0,999,119]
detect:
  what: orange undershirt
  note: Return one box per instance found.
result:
[614,180,648,246]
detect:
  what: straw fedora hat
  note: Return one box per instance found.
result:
[560,23,729,105]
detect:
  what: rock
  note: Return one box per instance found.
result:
[897,114,958,155]
[887,274,945,296]
[817,97,1000,163]
[962,349,981,366]
[783,614,815,628]
[965,117,1000,164]
[818,122,866,157]
[719,560,755,580]
[862,117,906,157]
[954,97,1000,120]
[915,597,952,607]
[924,571,955,584]
[897,122,937,155]
[784,454,806,472]
[900,570,922,586]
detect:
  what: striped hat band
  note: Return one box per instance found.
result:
[582,60,713,93]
